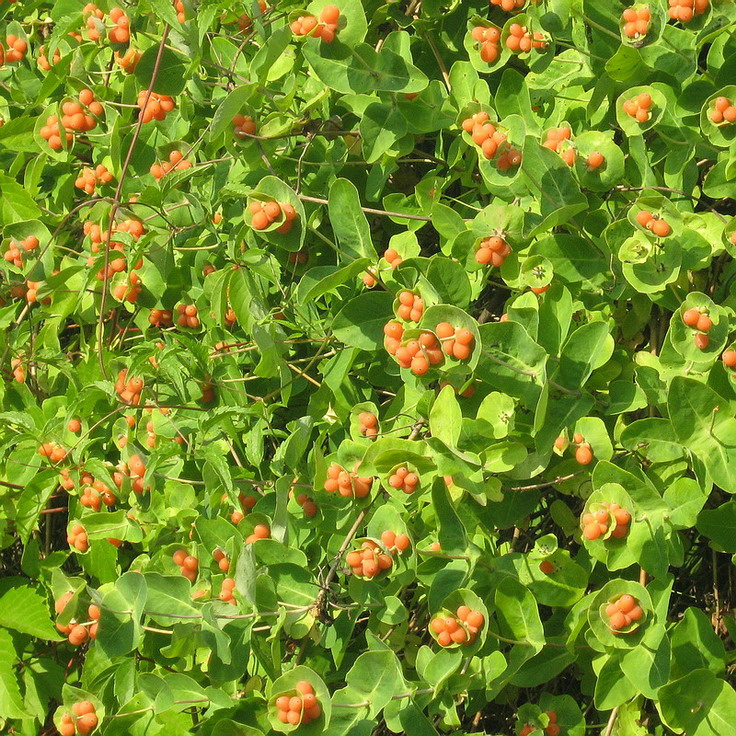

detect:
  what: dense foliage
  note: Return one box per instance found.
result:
[2,0,736,735]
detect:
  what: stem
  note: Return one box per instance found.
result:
[297,194,433,222]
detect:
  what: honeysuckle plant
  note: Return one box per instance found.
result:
[2,0,736,735]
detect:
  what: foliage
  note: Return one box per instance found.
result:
[1,0,736,735]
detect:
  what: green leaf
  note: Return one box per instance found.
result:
[669,377,736,494]
[0,629,24,719]
[671,608,726,679]
[553,321,613,391]
[521,138,587,234]
[494,576,545,652]
[430,477,467,553]
[345,650,405,718]
[328,178,375,261]
[143,573,201,619]
[359,102,408,163]
[134,47,189,96]
[97,572,147,657]
[332,292,395,350]
[657,669,736,736]
[0,579,60,640]
[303,41,427,95]
[429,385,462,449]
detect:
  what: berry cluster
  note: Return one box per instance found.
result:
[55,593,101,646]
[3,235,39,268]
[605,593,644,632]
[151,150,193,179]
[212,548,230,572]
[295,492,318,517]
[40,116,73,150]
[382,247,403,269]
[249,200,297,233]
[668,0,708,22]
[471,26,501,64]
[115,48,140,73]
[129,453,148,494]
[3,34,27,63]
[623,92,654,122]
[245,523,270,544]
[435,322,475,361]
[395,330,444,375]
[430,606,485,646]
[85,217,145,252]
[290,5,340,43]
[39,442,67,464]
[709,95,736,125]
[542,126,576,165]
[38,44,61,70]
[63,89,104,134]
[622,6,650,39]
[173,550,199,581]
[396,290,424,322]
[10,357,25,382]
[233,0,267,31]
[582,502,631,540]
[39,89,104,151]
[506,24,546,53]
[380,529,411,552]
[148,308,173,327]
[462,112,506,161]
[682,306,713,350]
[59,468,77,490]
[219,577,237,604]
[144,418,157,448]
[388,465,420,494]
[491,0,537,9]
[358,411,378,439]
[174,0,185,23]
[475,235,512,266]
[83,5,103,40]
[574,432,593,464]
[324,463,373,498]
[112,271,142,303]
[228,491,257,524]
[58,701,99,736]
[176,303,200,328]
[232,113,257,137]
[80,476,117,510]
[26,279,49,304]
[520,711,560,736]
[115,369,144,405]
[67,523,89,552]
[383,320,404,355]
[75,164,113,194]
[137,90,176,124]
[346,539,393,578]
[636,209,672,237]
[108,7,131,43]
[275,681,321,725]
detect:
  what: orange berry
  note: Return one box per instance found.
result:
[575,444,593,465]
[694,332,710,350]
[696,314,713,332]
[722,349,736,367]
[609,611,628,630]
[682,308,700,327]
